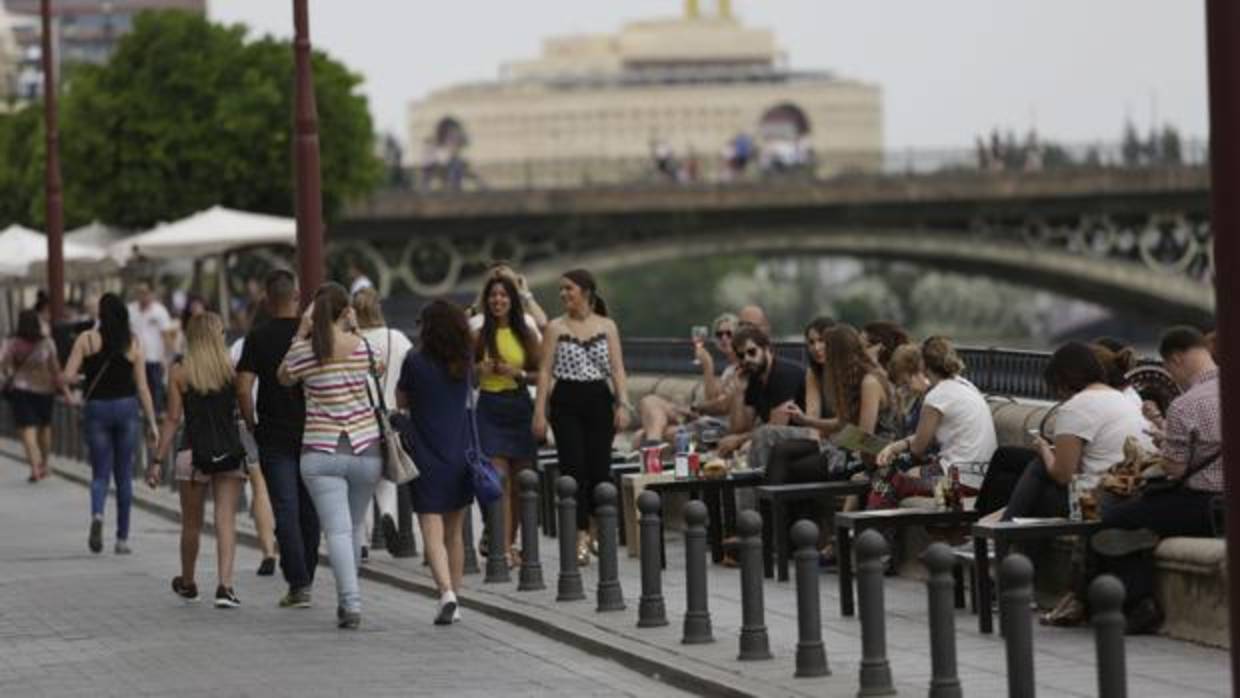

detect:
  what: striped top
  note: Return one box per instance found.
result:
[282,337,384,455]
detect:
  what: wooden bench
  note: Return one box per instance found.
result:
[755,481,870,582]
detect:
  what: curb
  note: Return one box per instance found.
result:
[20,447,771,698]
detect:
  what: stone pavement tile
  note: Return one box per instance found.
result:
[0,457,692,698]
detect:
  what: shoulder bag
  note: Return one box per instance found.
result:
[465,365,503,505]
[363,338,419,484]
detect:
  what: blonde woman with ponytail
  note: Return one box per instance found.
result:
[151,312,247,608]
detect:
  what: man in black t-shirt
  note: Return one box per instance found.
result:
[717,324,805,456]
[236,269,318,607]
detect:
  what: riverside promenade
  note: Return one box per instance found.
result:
[1,439,1228,697]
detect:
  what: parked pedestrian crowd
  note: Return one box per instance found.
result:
[2,264,1223,640]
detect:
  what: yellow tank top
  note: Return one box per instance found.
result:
[479,327,526,393]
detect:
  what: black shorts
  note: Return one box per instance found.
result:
[7,389,53,427]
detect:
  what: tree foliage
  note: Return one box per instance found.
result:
[8,10,379,230]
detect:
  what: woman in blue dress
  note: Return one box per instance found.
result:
[397,299,473,625]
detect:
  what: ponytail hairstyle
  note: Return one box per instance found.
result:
[563,268,607,317]
[310,283,351,362]
[921,336,966,379]
[1090,341,1138,390]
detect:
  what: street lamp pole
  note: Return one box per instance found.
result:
[41,0,64,322]
[1205,0,1240,692]
[291,0,324,299]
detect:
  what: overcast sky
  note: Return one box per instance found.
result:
[208,1,1209,150]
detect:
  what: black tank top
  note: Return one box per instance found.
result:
[82,337,136,401]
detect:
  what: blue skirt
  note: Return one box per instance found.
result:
[476,389,537,461]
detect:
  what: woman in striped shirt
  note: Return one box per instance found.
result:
[278,283,383,630]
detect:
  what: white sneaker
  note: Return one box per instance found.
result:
[434,592,458,626]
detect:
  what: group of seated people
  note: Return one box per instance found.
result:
[635,307,1223,635]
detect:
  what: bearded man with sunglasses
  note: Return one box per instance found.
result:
[717,324,807,458]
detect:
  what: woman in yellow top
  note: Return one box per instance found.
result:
[474,275,542,567]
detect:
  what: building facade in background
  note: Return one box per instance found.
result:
[407,1,882,188]
[3,0,204,101]
[0,6,18,106]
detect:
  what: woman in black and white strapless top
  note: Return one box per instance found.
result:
[533,269,630,566]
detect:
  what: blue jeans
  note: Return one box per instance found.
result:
[259,445,320,591]
[300,450,381,612]
[145,362,165,414]
[84,397,140,540]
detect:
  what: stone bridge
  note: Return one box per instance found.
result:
[331,165,1213,323]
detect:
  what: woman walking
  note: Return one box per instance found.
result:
[473,275,541,567]
[62,292,159,554]
[352,287,414,559]
[397,299,475,625]
[148,312,246,607]
[278,283,383,629]
[533,270,630,566]
[2,309,71,481]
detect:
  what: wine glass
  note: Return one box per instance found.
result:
[691,325,709,365]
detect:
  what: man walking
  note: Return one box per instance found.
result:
[236,269,319,608]
[128,281,175,414]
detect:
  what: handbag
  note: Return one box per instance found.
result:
[465,365,503,505]
[362,337,419,484]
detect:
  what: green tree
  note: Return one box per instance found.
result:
[56,10,379,229]
[0,105,42,227]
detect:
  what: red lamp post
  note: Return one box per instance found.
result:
[41,0,64,322]
[291,0,325,300]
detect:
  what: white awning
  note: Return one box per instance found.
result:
[0,224,112,282]
[110,205,296,264]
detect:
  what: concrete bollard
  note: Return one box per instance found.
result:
[516,470,545,591]
[556,476,586,601]
[922,543,963,698]
[792,520,830,678]
[736,510,773,660]
[392,483,418,557]
[1000,553,1036,698]
[637,490,669,627]
[483,484,511,583]
[855,529,896,696]
[681,500,714,644]
[593,482,626,612]
[1090,575,1128,698]
[462,503,480,574]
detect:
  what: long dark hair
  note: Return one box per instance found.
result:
[862,321,910,370]
[97,293,131,355]
[476,275,540,370]
[420,299,472,381]
[14,309,42,342]
[563,268,607,317]
[1044,341,1106,398]
[310,283,351,361]
[824,324,890,424]
[804,316,836,384]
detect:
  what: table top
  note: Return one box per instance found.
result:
[836,508,980,529]
[636,469,765,491]
[756,481,871,497]
[972,518,1102,540]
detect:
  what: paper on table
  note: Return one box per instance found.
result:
[830,424,891,455]
[1011,517,1069,524]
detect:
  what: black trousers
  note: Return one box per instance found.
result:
[1001,459,1068,521]
[1094,488,1219,610]
[766,438,830,485]
[550,380,615,531]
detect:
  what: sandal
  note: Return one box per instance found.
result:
[576,541,591,567]
[1040,592,1086,627]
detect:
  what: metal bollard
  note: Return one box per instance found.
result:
[593,482,626,612]
[517,470,545,591]
[922,543,963,698]
[462,503,480,574]
[736,510,773,660]
[792,519,830,678]
[681,500,714,644]
[999,553,1036,698]
[483,483,511,583]
[393,482,417,557]
[637,490,669,627]
[1090,575,1128,698]
[855,529,896,696]
[556,476,586,601]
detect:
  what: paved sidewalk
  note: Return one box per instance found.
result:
[14,440,1229,697]
[0,455,691,698]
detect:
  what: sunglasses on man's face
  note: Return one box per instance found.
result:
[743,347,762,359]
[715,330,733,339]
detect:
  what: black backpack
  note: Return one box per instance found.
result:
[184,384,246,474]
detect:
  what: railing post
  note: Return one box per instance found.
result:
[516,470,545,591]
[1000,554,1037,698]
[681,500,714,644]
[1090,575,1128,698]
[736,510,772,660]
[556,476,585,601]
[792,520,830,678]
[923,543,963,698]
[461,502,480,574]
[594,482,626,612]
[637,490,668,627]
[483,482,511,583]
[855,529,896,696]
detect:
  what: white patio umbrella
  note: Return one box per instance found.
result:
[0,224,113,282]
[110,205,296,265]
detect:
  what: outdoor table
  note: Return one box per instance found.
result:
[642,469,765,563]
[756,481,870,582]
[834,508,981,617]
[970,518,1102,634]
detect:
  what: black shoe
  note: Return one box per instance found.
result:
[360,546,370,563]
[338,608,361,630]
[1125,597,1164,635]
[214,586,241,609]
[256,557,276,576]
[88,519,102,554]
[172,576,200,602]
[381,514,400,557]
[434,596,458,626]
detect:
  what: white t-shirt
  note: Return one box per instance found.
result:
[922,376,997,489]
[128,301,172,363]
[359,326,414,408]
[350,275,374,295]
[1054,387,1154,488]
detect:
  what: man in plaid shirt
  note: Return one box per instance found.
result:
[1093,326,1223,634]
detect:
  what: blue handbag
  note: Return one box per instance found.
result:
[466,367,503,506]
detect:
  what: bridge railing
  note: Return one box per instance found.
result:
[622,338,1061,402]
[386,138,1210,193]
